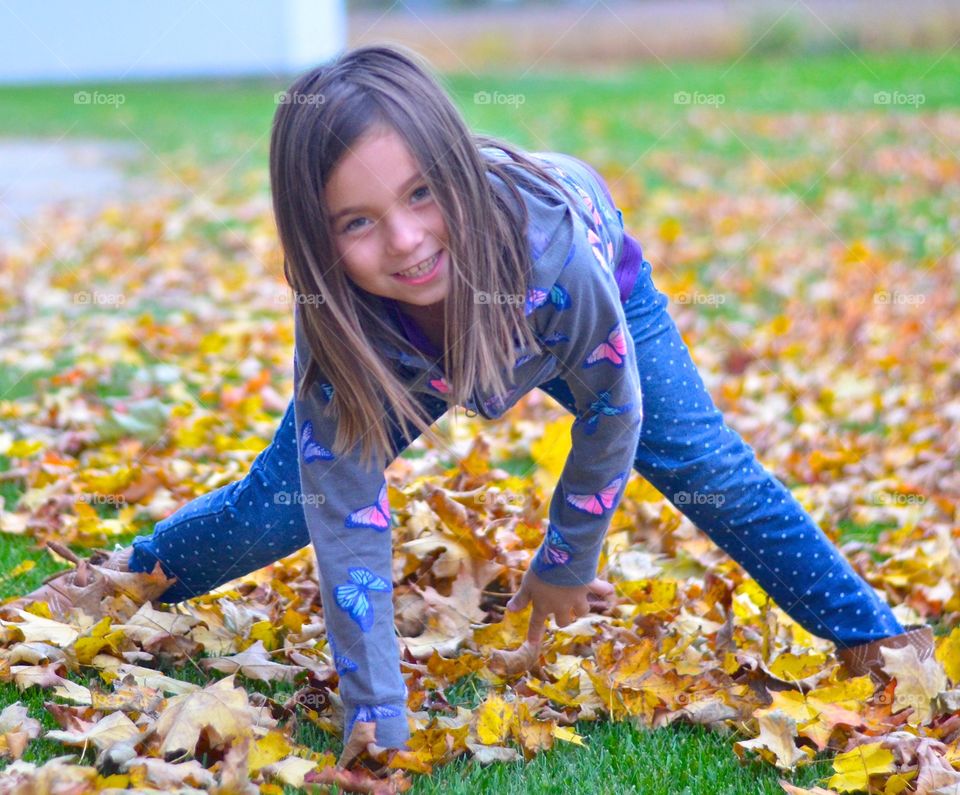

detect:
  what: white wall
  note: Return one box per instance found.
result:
[0,0,346,84]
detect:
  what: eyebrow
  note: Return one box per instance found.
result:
[330,172,424,221]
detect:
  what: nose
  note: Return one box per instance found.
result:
[384,207,425,257]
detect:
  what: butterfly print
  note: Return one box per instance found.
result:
[334,567,391,633]
[534,523,575,571]
[525,283,571,315]
[328,635,358,675]
[584,323,627,368]
[542,331,570,346]
[352,703,403,723]
[587,228,610,273]
[572,391,634,436]
[566,473,625,516]
[345,482,391,532]
[300,420,334,463]
[514,352,536,368]
[429,376,450,394]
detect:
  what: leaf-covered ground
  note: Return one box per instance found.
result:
[0,70,959,793]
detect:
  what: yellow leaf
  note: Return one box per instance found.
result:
[7,440,42,458]
[828,742,895,793]
[476,694,514,745]
[552,725,584,746]
[618,579,677,614]
[768,651,828,681]
[530,417,572,480]
[247,729,293,774]
[659,217,682,244]
[248,620,280,651]
[935,626,960,685]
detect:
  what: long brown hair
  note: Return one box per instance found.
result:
[270,44,574,470]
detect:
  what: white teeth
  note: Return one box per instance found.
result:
[396,251,439,278]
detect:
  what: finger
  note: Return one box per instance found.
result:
[554,605,575,629]
[526,603,547,646]
[588,578,615,597]
[506,583,529,612]
[573,599,590,618]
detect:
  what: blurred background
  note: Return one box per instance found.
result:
[0,6,958,790]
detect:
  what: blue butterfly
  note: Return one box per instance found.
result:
[344,482,391,532]
[513,352,536,368]
[334,567,391,633]
[352,703,403,723]
[525,283,571,315]
[328,636,358,675]
[533,523,575,572]
[542,331,570,346]
[572,391,634,436]
[300,420,334,463]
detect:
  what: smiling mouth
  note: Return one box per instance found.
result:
[394,251,441,279]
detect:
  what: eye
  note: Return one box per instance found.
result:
[411,185,431,202]
[343,217,367,233]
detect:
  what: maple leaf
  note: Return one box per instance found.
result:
[199,639,305,684]
[827,741,895,793]
[153,674,254,759]
[882,643,948,725]
[45,709,141,752]
[0,702,42,760]
[734,709,810,770]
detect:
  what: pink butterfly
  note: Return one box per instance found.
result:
[536,523,574,569]
[429,376,450,394]
[345,482,391,532]
[587,229,610,273]
[585,322,627,368]
[566,473,625,516]
[300,420,334,463]
[578,189,602,227]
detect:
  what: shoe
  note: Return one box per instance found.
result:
[836,624,935,686]
[0,541,176,620]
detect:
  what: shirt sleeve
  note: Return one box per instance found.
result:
[529,237,643,587]
[291,305,411,748]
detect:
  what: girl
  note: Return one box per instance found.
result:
[10,44,933,765]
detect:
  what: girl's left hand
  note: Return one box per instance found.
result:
[505,568,616,647]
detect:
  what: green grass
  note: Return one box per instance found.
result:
[0,50,956,174]
[0,662,835,793]
[1,48,950,789]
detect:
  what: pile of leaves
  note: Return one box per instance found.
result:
[0,108,958,793]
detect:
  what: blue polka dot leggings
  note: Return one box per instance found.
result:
[129,257,904,650]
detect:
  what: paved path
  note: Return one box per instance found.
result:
[0,138,147,246]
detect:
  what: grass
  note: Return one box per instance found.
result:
[0,50,956,177]
[1,47,956,789]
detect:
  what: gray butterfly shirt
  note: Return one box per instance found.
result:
[291,148,643,747]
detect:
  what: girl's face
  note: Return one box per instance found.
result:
[325,125,450,310]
